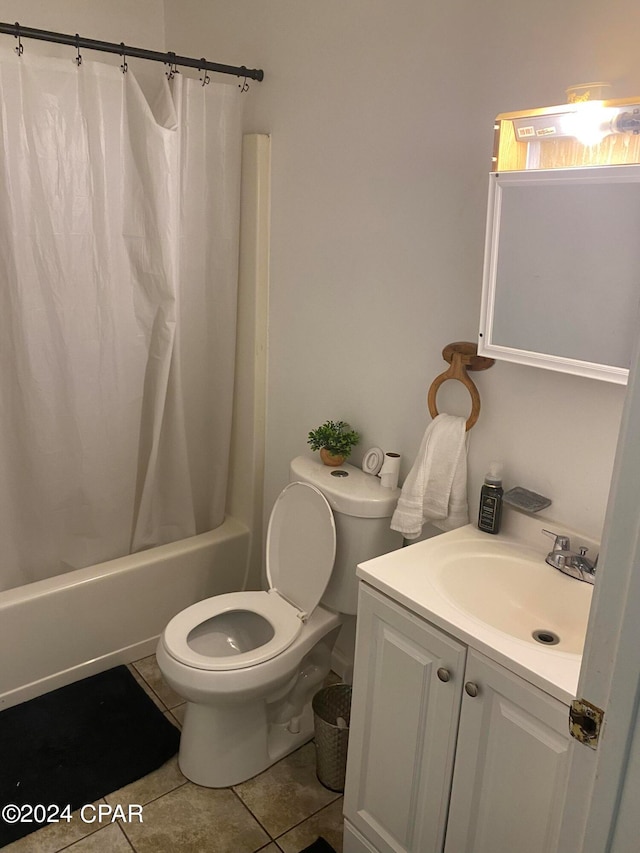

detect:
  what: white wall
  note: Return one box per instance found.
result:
[162,0,639,544]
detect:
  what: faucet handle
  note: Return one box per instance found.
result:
[542,529,571,551]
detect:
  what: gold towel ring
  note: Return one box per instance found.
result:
[427,342,494,431]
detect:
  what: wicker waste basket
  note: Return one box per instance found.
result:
[312,683,352,792]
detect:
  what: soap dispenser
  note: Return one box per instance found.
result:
[478,463,503,534]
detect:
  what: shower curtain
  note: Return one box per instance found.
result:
[0,49,244,591]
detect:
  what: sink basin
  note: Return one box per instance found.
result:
[429,540,593,654]
[357,521,595,701]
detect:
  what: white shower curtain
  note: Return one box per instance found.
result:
[0,49,243,590]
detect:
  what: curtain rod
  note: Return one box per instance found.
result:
[0,21,264,82]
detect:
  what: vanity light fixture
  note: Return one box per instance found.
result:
[492,93,640,172]
[511,101,640,147]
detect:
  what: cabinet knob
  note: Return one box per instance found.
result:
[464,681,479,698]
[437,667,451,683]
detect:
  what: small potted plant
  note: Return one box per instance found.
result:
[307,420,360,467]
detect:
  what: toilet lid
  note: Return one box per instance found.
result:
[266,482,336,617]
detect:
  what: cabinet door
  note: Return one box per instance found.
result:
[344,583,466,853]
[478,166,640,384]
[444,650,570,853]
[343,819,379,853]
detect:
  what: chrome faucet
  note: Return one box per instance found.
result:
[542,529,597,584]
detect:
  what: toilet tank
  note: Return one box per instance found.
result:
[289,456,402,615]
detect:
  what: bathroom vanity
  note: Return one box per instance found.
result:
[343,517,595,853]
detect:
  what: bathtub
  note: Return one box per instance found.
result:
[0,516,250,711]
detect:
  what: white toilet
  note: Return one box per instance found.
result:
[156,455,401,787]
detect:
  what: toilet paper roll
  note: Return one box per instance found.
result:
[379,452,401,490]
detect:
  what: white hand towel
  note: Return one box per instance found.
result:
[391,413,469,539]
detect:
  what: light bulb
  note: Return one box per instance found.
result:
[559,101,617,146]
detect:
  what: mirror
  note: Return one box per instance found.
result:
[478,164,640,384]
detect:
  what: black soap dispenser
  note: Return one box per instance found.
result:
[478,463,503,535]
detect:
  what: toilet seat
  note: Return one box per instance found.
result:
[162,482,336,672]
[162,591,303,671]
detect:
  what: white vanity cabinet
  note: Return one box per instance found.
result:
[443,649,570,853]
[343,583,466,853]
[343,582,571,853]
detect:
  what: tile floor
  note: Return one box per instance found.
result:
[4,656,344,853]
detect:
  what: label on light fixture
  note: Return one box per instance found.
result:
[515,123,557,139]
[513,114,564,140]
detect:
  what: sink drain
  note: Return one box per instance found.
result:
[532,629,560,646]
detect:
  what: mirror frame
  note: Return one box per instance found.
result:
[477,164,640,385]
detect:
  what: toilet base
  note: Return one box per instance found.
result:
[176,631,339,788]
[178,699,316,787]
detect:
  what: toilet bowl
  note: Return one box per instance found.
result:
[157,457,402,788]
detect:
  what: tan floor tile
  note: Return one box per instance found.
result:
[120,782,269,853]
[3,799,112,853]
[233,743,340,838]
[64,822,133,851]
[169,702,187,727]
[164,709,180,730]
[127,664,166,713]
[276,798,344,853]
[132,655,185,710]
[104,755,187,809]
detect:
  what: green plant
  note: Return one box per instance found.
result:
[307,420,360,459]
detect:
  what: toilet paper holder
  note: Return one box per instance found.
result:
[427,342,494,431]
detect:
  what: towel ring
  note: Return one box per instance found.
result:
[427,342,494,431]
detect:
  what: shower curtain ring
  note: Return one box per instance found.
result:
[75,34,83,67]
[237,66,249,93]
[165,52,179,79]
[14,22,23,57]
[199,60,210,87]
[120,43,128,74]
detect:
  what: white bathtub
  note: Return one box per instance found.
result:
[0,516,250,711]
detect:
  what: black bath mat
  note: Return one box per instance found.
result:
[0,665,180,847]
[299,839,338,853]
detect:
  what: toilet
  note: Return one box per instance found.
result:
[156,455,401,788]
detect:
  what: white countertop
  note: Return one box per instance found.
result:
[357,517,595,705]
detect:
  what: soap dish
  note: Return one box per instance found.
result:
[504,487,552,514]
